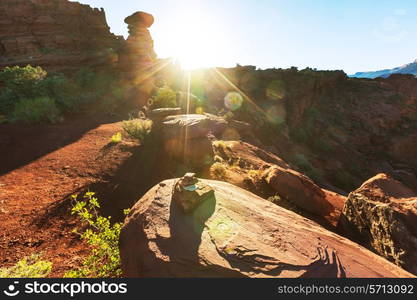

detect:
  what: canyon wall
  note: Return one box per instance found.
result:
[0,0,122,72]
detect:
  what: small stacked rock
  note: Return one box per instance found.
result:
[172,173,215,213]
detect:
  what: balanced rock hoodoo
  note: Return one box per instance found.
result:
[118,11,156,75]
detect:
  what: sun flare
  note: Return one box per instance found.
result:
[156,11,232,70]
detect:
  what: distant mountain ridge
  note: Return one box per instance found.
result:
[352,59,417,79]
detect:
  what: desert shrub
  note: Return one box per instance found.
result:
[0,254,52,278]
[150,85,177,108]
[38,73,78,112]
[293,153,324,183]
[305,168,324,184]
[74,68,97,89]
[247,169,262,182]
[0,65,47,114]
[0,66,124,122]
[210,162,228,180]
[0,89,15,115]
[312,138,333,153]
[122,118,153,143]
[110,132,122,144]
[333,170,356,191]
[294,153,313,172]
[267,195,299,213]
[291,127,309,143]
[0,65,46,97]
[65,192,129,278]
[12,97,60,124]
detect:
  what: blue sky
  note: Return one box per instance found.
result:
[72,0,417,73]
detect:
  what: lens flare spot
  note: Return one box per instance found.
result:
[267,105,287,125]
[224,92,243,111]
[266,80,286,100]
[196,106,205,114]
[221,128,241,141]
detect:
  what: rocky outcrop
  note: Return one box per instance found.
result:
[264,166,342,221]
[211,140,346,227]
[161,114,228,140]
[0,0,121,72]
[187,66,417,192]
[119,177,413,278]
[339,174,417,275]
[156,114,228,168]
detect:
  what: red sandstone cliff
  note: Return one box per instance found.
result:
[0,0,122,72]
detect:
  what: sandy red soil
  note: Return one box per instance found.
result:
[0,114,134,277]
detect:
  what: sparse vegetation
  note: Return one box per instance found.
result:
[294,153,313,172]
[0,65,124,124]
[0,254,52,278]
[149,85,177,108]
[12,97,61,124]
[65,192,129,278]
[293,153,323,183]
[210,162,228,180]
[110,132,122,144]
[267,195,299,213]
[247,169,262,182]
[122,118,153,143]
[333,170,356,191]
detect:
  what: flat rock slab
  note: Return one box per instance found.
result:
[120,179,413,278]
[162,114,228,140]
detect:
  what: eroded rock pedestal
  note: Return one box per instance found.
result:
[118,11,158,106]
[119,177,412,278]
[118,11,156,73]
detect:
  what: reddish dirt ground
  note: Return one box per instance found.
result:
[0,114,137,277]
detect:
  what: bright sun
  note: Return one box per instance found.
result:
[156,11,232,70]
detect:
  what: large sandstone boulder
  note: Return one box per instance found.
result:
[211,141,346,227]
[264,166,342,223]
[339,174,417,275]
[119,177,413,278]
[158,114,227,168]
[147,108,184,123]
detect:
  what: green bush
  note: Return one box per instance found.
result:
[0,65,46,97]
[210,162,228,180]
[294,153,313,172]
[122,118,153,143]
[38,74,78,112]
[150,85,177,108]
[0,254,52,278]
[74,68,97,89]
[333,170,356,190]
[65,192,129,278]
[0,65,124,122]
[0,65,47,114]
[12,97,60,124]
